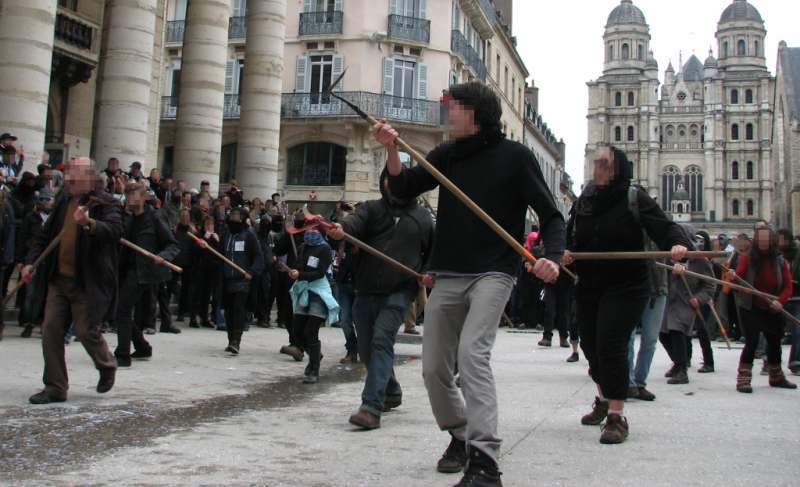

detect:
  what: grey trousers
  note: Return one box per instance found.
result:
[422,274,514,465]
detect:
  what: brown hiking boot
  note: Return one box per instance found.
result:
[600,413,629,444]
[283,345,304,362]
[627,387,640,399]
[768,365,798,389]
[737,363,753,393]
[340,354,358,364]
[560,338,570,348]
[667,365,689,384]
[581,396,609,425]
[697,364,715,373]
[403,326,420,335]
[664,363,678,378]
[349,409,380,429]
[538,339,552,347]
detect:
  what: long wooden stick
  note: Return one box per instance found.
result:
[187,232,248,277]
[706,297,732,350]
[119,239,182,273]
[715,262,800,327]
[4,201,96,305]
[325,89,575,284]
[655,262,779,302]
[319,222,422,279]
[571,251,729,260]
[421,193,437,218]
[679,274,731,349]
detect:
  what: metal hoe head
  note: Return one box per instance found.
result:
[324,67,348,98]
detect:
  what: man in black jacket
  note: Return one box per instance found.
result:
[18,187,54,337]
[22,157,122,404]
[329,172,434,430]
[376,82,564,485]
[114,182,180,368]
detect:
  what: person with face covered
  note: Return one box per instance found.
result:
[164,189,182,226]
[189,216,220,328]
[287,217,337,384]
[274,210,311,360]
[562,146,690,444]
[17,188,54,337]
[659,224,716,385]
[199,207,264,354]
[686,230,718,374]
[728,227,796,392]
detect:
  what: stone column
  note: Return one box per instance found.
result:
[0,0,57,169]
[171,0,230,194]
[91,0,159,169]
[235,0,287,200]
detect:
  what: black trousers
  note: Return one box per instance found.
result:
[268,271,290,325]
[660,330,688,366]
[254,271,272,321]
[177,266,194,316]
[543,279,569,341]
[726,292,742,339]
[222,290,249,333]
[740,306,783,365]
[577,283,650,401]
[115,272,153,359]
[190,268,216,322]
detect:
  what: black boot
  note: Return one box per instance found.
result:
[303,342,321,384]
[454,447,502,487]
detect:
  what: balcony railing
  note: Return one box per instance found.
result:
[281,92,439,124]
[223,94,241,118]
[660,143,703,150]
[165,17,247,43]
[162,96,178,119]
[451,30,486,81]
[55,12,96,51]
[299,11,343,36]
[166,20,185,43]
[387,15,430,43]
[160,95,241,119]
[228,16,247,39]
[660,106,703,114]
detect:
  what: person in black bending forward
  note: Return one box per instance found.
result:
[562,146,690,444]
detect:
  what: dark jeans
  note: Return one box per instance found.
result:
[157,281,172,324]
[22,268,43,325]
[222,290,249,333]
[509,285,523,321]
[353,292,413,416]
[337,281,358,355]
[694,304,714,367]
[114,272,154,360]
[740,306,783,365]
[543,280,568,341]
[254,271,272,321]
[190,268,216,322]
[177,266,194,316]
[577,283,650,401]
[660,330,688,366]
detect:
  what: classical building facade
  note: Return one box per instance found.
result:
[157,0,529,216]
[586,0,776,234]
[771,41,800,232]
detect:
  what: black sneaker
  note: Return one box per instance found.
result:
[201,320,215,329]
[566,352,579,363]
[21,324,34,338]
[189,319,200,328]
[455,448,502,486]
[437,434,468,474]
[116,356,132,369]
[29,391,67,405]
[131,349,153,361]
[225,341,240,354]
[637,387,656,401]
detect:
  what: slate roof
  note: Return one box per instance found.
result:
[607,0,646,27]
[683,55,705,82]
[719,0,763,23]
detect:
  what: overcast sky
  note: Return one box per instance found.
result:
[513,0,800,192]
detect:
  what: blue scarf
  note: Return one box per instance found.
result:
[304,230,325,246]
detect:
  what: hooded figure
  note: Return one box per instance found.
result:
[11,172,37,221]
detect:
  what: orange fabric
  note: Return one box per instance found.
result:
[57,200,78,278]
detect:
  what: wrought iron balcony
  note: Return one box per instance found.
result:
[387,15,430,43]
[165,20,185,43]
[161,96,178,119]
[223,94,241,118]
[281,92,439,125]
[299,11,343,36]
[451,30,486,81]
[55,11,96,51]
[228,16,247,39]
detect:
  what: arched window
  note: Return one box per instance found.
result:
[677,203,684,213]
[661,166,681,210]
[690,124,699,140]
[754,40,760,57]
[746,123,754,140]
[738,40,746,56]
[685,165,703,212]
[665,124,675,141]
[732,200,740,216]
[615,126,622,141]
[609,45,614,61]
[627,126,635,141]
[745,89,753,104]
[638,45,643,60]
[732,161,739,180]
[622,43,629,59]
[731,124,739,140]
[286,142,347,186]
[678,124,687,139]
[615,92,622,106]
[723,42,729,58]
[746,161,754,179]
[731,89,739,104]
[746,200,755,216]
[628,92,635,106]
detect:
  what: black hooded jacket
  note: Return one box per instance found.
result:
[338,171,435,298]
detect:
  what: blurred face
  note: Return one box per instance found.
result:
[177,181,186,192]
[754,229,772,251]
[182,192,191,205]
[126,190,144,212]
[222,196,230,208]
[204,220,214,232]
[108,159,119,171]
[164,178,172,188]
[695,235,706,251]
[738,238,750,252]
[65,157,96,195]
[593,148,617,188]
[3,152,15,165]
[150,169,160,182]
[229,211,242,223]
[201,183,210,194]
[179,211,191,225]
[445,99,480,139]
[779,235,791,248]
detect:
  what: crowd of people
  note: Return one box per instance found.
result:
[2,81,799,487]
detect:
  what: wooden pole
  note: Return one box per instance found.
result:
[187,232,249,277]
[679,274,731,349]
[570,251,730,260]
[655,262,780,302]
[421,193,437,218]
[119,239,182,273]
[706,298,732,350]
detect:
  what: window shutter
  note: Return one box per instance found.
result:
[416,62,429,100]
[389,0,398,15]
[332,54,344,92]
[334,0,343,11]
[383,57,395,95]
[418,0,427,19]
[224,59,235,94]
[175,0,187,20]
[303,0,313,12]
[295,55,309,93]
[233,0,243,17]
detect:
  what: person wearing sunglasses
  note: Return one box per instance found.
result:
[17,188,55,338]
